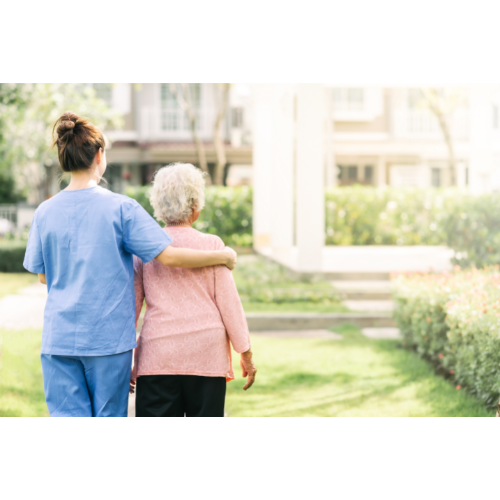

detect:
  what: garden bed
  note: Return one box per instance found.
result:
[392,267,500,408]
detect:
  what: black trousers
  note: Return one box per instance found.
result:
[135,375,226,417]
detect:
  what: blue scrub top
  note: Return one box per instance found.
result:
[23,186,172,356]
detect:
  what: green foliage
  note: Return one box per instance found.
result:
[393,267,500,407]
[0,83,122,204]
[233,255,341,306]
[126,185,253,247]
[326,186,500,268]
[0,171,23,203]
[0,241,28,272]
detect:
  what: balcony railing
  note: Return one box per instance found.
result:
[393,109,469,140]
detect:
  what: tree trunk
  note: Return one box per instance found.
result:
[170,84,210,184]
[423,88,457,186]
[212,84,230,186]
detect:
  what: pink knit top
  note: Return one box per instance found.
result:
[133,227,251,381]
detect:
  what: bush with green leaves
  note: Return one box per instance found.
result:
[393,267,500,407]
[326,186,500,268]
[126,185,253,247]
[0,241,28,272]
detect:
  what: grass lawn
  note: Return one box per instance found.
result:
[233,255,348,313]
[0,273,37,299]
[0,324,492,417]
[226,324,493,417]
[0,329,48,417]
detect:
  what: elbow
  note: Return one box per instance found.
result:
[38,274,47,285]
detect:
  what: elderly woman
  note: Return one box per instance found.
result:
[130,163,256,417]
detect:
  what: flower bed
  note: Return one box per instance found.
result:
[392,267,500,407]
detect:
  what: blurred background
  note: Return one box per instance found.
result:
[2,83,500,417]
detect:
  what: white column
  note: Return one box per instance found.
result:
[270,85,295,258]
[295,84,325,272]
[252,84,274,250]
[469,85,494,194]
[377,156,386,187]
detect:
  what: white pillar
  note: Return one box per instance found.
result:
[270,85,295,258]
[252,84,274,250]
[295,84,325,272]
[377,156,386,187]
[469,85,494,194]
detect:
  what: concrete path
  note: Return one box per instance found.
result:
[343,300,394,311]
[362,327,401,339]
[0,282,47,330]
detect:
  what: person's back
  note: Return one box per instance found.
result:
[135,226,249,379]
[131,162,256,417]
[27,187,168,355]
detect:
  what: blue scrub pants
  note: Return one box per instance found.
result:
[41,350,133,417]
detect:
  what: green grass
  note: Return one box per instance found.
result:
[0,329,48,417]
[226,324,492,417]
[0,273,37,299]
[233,255,346,313]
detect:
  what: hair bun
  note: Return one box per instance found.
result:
[57,120,76,136]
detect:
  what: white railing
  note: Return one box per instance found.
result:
[0,205,17,225]
[138,107,217,142]
[393,109,469,140]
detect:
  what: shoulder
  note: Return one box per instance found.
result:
[194,230,225,250]
[95,188,140,209]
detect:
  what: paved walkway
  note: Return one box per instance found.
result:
[0,282,47,330]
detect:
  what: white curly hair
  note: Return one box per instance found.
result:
[150,163,206,224]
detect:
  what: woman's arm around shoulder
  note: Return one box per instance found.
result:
[155,244,237,270]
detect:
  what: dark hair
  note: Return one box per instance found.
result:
[52,111,106,172]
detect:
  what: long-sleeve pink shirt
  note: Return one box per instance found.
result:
[133,226,251,380]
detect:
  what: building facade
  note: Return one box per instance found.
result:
[100,83,253,192]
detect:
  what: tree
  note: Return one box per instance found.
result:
[169,83,210,184]
[419,87,466,186]
[212,83,230,185]
[1,84,122,205]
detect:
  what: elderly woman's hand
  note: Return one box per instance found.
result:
[240,350,257,390]
[130,369,137,394]
[223,246,237,270]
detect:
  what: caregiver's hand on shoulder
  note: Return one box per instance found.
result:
[240,349,257,390]
[223,246,237,270]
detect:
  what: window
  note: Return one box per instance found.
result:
[232,107,243,128]
[93,84,112,106]
[364,166,374,183]
[161,84,202,131]
[332,88,364,111]
[408,89,424,108]
[431,168,441,187]
[347,166,358,180]
[161,84,178,109]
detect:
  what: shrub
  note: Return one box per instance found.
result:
[326,186,500,268]
[0,241,28,272]
[392,267,500,407]
[126,185,253,247]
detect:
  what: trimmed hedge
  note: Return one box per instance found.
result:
[0,242,27,272]
[126,185,253,247]
[393,268,500,407]
[326,186,500,269]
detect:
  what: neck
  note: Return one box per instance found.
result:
[65,170,99,191]
[167,221,192,227]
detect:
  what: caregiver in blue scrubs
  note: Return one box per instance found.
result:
[23,111,237,417]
